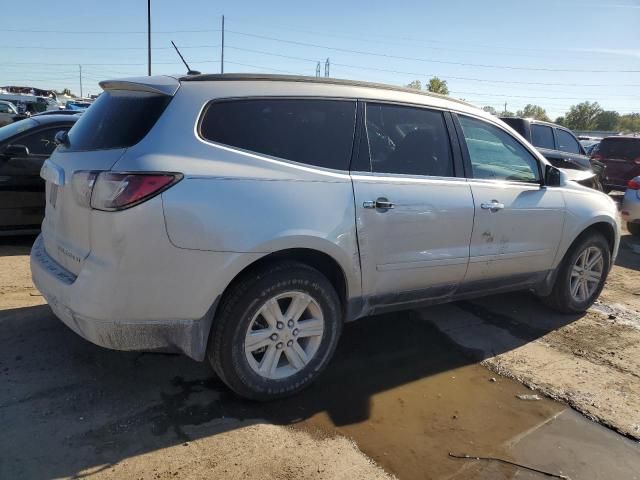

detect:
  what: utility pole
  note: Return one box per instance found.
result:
[79,65,83,98]
[147,0,151,76]
[504,101,507,114]
[324,58,330,77]
[315,62,321,77]
[220,15,225,74]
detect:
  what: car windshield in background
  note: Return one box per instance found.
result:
[0,118,38,142]
[66,90,171,151]
[598,137,640,161]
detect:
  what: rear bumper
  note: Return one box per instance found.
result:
[31,234,214,361]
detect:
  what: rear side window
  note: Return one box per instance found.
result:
[531,124,555,149]
[67,90,171,151]
[200,99,356,171]
[364,103,454,177]
[556,129,582,154]
[598,137,640,161]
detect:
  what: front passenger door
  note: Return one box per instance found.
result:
[454,114,565,289]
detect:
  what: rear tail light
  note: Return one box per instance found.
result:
[71,171,182,210]
[591,154,603,161]
[628,178,640,190]
[91,172,182,211]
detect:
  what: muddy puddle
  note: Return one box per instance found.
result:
[133,311,567,479]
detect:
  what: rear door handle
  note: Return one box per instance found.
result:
[480,200,505,211]
[363,197,395,210]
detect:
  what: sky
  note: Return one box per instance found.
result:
[2,0,639,118]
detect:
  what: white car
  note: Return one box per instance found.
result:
[622,176,640,237]
[31,74,620,400]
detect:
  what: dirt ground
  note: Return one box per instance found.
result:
[1,230,640,480]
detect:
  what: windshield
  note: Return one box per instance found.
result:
[0,118,37,142]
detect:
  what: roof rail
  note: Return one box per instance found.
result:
[179,73,474,108]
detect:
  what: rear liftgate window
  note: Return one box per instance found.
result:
[67,90,171,151]
[199,99,357,170]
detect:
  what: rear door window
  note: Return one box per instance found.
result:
[364,103,454,177]
[531,124,555,149]
[598,137,640,161]
[199,99,356,171]
[67,90,171,151]
[556,129,582,154]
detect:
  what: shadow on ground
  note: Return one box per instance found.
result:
[0,288,582,479]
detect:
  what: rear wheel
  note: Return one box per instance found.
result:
[628,222,640,238]
[540,232,610,314]
[207,261,342,401]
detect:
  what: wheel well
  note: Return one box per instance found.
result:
[566,221,616,259]
[580,222,616,253]
[220,248,348,315]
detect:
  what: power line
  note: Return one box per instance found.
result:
[0,28,219,34]
[224,45,640,88]
[0,44,220,50]
[224,17,613,58]
[2,60,220,66]
[225,29,640,73]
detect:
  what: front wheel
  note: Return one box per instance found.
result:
[540,232,611,314]
[207,261,342,401]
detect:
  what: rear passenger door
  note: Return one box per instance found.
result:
[454,114,565,289]
[352,102,474,307]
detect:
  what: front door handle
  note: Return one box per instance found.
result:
[363,197,395,210]
[480,200,505,212]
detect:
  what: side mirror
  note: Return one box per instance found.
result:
[545,164,562,187]
[54,130,69,147]
[3,144,30,158]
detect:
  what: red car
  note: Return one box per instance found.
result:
[593,136,640,192]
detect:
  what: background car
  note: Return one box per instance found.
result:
[65,101,91,111]
[0,100,19,127]
[592,136,640,192]
[580,139,600,156]
[622,176,640,237]
[0,115,78,235]
[500,117,604,190]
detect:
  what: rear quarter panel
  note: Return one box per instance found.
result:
[112,82,362,300]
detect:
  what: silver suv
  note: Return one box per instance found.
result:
[31,75,619,400]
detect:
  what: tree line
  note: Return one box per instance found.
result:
[406,78,640,133]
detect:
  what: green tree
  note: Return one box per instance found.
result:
[501,110,515,118]
[619,113,640,133]
[516,104,550,122]
[564,101,603,130]
[427,77,449,95]
[406,80,422,90]
[594,111,620,131]
[482,106,497,115]
[555,116,566,126]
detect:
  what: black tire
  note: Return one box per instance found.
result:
[540,232,611,314]
[207,261,342,401]
[628,222,640,238]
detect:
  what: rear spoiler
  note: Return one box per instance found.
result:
[99,76,180,96]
